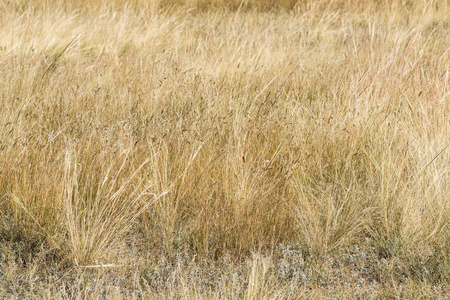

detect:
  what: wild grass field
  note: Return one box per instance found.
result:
[0,0,449,298]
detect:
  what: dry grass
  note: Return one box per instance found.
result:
[0,0,449,298]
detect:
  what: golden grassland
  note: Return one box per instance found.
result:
[0,0,449,298]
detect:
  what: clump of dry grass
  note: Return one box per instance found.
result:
[0,0,449,297]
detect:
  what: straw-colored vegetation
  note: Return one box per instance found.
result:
[0,0,449,298]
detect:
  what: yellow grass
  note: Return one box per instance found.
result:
[0,0,449,298]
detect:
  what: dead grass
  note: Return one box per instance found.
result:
[0,0,449,298]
